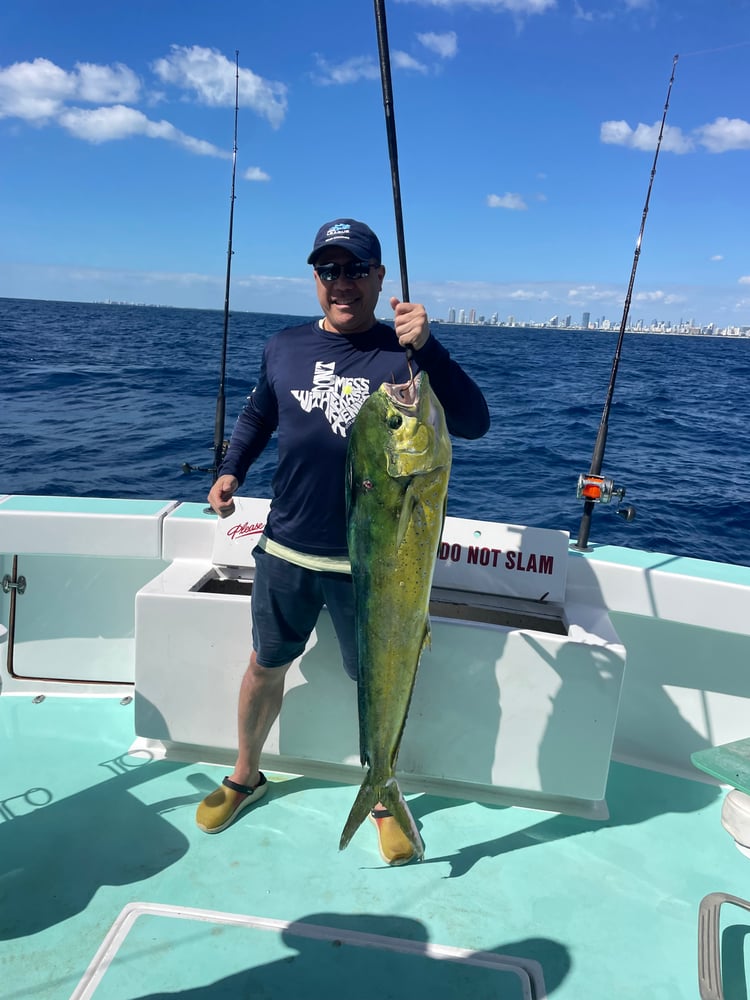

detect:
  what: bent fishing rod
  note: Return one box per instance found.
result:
[182,50,240,481]
[574,53,679,551]
[373,0,413,364]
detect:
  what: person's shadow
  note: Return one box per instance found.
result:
[0,751,197,940]
[128,912,571,999]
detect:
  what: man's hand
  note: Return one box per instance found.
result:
[390,297,430,352]
[207,474,239,518]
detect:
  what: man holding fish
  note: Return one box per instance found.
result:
[197,218,490,864]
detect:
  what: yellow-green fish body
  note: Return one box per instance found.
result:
[339,371,452,859]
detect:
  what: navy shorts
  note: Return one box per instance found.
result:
[250,545,358,679]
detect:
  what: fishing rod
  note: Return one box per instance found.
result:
[373,0,411,336]
[573,54,679,551]
[182,50,240,480]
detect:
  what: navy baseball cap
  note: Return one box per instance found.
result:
[307,218,382,265]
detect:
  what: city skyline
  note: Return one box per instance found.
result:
[441,307,748,337]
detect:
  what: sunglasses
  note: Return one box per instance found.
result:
[314,260,374,282]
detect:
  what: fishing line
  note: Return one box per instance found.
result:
[573,54,679,551]
[680,41,750,58]
[373,0,414,374]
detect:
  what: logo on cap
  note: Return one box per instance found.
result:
[326,223,351,240]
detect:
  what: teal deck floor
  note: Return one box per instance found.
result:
[2,694,750,999]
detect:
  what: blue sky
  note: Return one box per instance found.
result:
[1,0,749,327]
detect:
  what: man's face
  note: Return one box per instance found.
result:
[313,248,385,334]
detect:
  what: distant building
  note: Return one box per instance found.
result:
[448,307,456,323]
[581,311,590,329]
[549,315,559,327]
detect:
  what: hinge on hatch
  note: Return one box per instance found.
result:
[2,573,26,595]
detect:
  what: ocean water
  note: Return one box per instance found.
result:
[2,296,749,566]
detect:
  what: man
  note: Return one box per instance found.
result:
[196,218,490,864]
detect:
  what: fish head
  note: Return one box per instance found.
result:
[375,372,452,479]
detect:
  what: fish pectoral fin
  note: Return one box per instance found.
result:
[395,480,419,550]
[396,476,432,548]
[422,619,431,654]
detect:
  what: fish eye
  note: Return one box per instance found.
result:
[387,414,403,429]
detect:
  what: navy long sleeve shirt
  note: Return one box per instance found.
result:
[219,321,490,558]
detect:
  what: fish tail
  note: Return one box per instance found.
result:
[339,771,378,851]
[339,774,424,861]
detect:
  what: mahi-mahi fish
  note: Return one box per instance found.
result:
[339,370,452,860]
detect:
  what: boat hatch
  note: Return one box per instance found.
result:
[430,586,567,635]
[190,576,567,635]
[192,568,253,596]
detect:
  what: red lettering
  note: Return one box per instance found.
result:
[227,521,264,541]
[504,550,555,574]
[439,542,462,562]
[469,545,504,567]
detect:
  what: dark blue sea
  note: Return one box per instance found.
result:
[2,296,750,566]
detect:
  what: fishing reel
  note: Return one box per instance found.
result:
[576,474,636,522]
[181,440,230,475]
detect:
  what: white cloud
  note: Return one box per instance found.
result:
[509,288,551,299]
[0,57,138,122]
[392,51,429,73]
[417,31,458,58]
[695,117,750,153]
[710,255,724,262]
[0,57,73,120]
[152,45,287,128]
[312,54,381,86]
[739,276,750,285]
[0,49,279,157]
[74,62,140,104]
[568,284,621,303]
[315,38,449,83]
[487,192,528,210]
[395,0,555,13]
[573,0,651,20]
[572,2,598,20]
[633,289,685,306]
[600,120,693,153]
[57,104,228,157]
[243,166,270,182]
[601,115,750,154]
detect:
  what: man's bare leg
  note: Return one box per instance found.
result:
[196,651,290,832]
[229,650,291,788]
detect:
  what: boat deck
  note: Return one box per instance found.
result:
[2,693,749,999]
